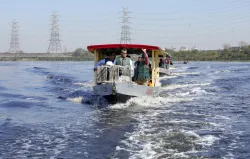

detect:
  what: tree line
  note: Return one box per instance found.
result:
[166,44,250,61]
[52,43,250,62]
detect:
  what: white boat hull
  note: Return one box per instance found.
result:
[93,82,161,97]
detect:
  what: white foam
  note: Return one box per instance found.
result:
[171,152,190,158]
[26,97,34,100]
[114,103,223,159]
[159,75,178,80]
[213,69,232,75]
[183,130,200,139]
[114,102,202,158]
[215,115,231,120]
[208,122,222,127]
[110,95,194,110]
[67,97,83,103]
[199,135,220,146]
[175,92,190,96]
[21,142,32,149]
[222,70,231,73]
[168,66,178,70]
[162,83,210,90]
[116,146,123,151]
[214,70,221,74]
[223,152,235,159]
[172,72,201,76]
[132,142,158,159]
[74,82,94,87]
[191,87,208,95]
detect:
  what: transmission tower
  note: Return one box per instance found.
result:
[120,7,131,44]
[9,20,20,53]
[47,12,62,53]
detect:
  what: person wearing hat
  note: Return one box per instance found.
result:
[135,49,150,85]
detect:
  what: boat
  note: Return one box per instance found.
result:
[158,54,172,77]
[159,68,171,76]
[87,44,169,103]
[183,59,189,64]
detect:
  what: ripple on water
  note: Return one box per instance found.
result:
[0,101,33,109]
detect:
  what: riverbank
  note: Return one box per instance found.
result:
[0,57,93,61]
[1,53,250,62]
[1,58,250,62]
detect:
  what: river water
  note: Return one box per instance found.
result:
[0,61,249,159]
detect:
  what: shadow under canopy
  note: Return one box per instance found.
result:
[87,44,168,57]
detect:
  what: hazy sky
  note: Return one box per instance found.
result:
[0,0,250,53]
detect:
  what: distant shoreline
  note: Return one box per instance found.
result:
[0,57,93,61]
[1,52,250,62]
[1,57,250,62]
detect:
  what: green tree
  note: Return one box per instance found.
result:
[73,48,84,56]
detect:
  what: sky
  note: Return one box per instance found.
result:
[0,0,250,53]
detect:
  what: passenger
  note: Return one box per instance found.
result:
[132,56,142,81]
[93,53,116,71]
[126,55,131,58]
[148,62,152,76]
[159,58,166,69]
[134,56,141,67]
[166,56,173,65]
[93,53,116,83]
[136,49,150,86]
[114,48,132,67]
[114,48,133,77]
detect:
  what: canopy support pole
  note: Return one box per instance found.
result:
[151,50,155,86]
[94,49,98,85]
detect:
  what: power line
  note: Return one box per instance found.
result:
[130,0,249,16]
[47,12,62,53]
[131,18,250,33]
[120,7,131,44]
[69,12,249,32]
[9,20,20,53]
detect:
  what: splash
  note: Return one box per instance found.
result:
[198,135,220,146]
[67,97,84,104]
[172,72,201,76]
[109,95,194,110]
[159,75,178,80]
[162,83,211,91]
[73,82,94,88]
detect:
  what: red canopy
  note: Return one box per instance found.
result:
[87,44,161,53]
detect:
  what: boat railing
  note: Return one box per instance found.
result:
[96,65,132,83]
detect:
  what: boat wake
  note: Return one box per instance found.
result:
[107,78,223,158]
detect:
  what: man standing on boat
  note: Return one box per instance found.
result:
[132,56,142,81]
[134,56,141,67]
[114,48,133,77]
[114,48,133,66]
[136,49,150,85]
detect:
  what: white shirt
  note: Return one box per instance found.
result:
[95,57,134,76]
[94,59,116,69]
